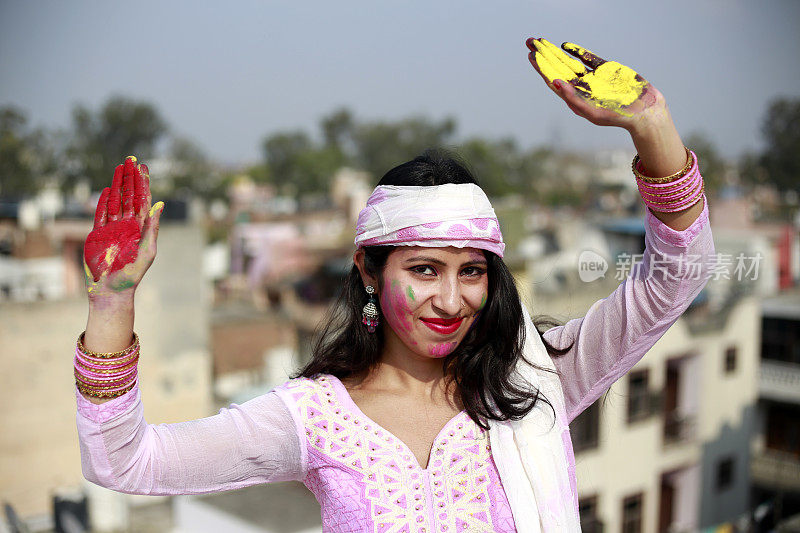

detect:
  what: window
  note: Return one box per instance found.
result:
[572,400,600,453]
[761,317,800,364]
[627,369,650,424]
[621,493,644,533]
[716,456,735,492]
[724,346,737,374]
[579,495,602,533]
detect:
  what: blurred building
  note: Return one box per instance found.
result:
[0,198,213,532]
[521,191,798,531]
[751,288,800,525]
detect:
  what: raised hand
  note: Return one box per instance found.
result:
[526,38,665,130]
[83,156,164,299]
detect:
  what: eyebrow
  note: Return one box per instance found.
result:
[403,256,488,267]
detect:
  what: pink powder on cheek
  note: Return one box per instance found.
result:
[381,279,414,334]
[429,342,457,358]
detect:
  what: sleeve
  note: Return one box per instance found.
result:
[75,380,307,495]
[542,194,715,425]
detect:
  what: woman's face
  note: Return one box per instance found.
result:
[376,246,489,359]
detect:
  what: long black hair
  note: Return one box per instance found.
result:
[294,150,575,429]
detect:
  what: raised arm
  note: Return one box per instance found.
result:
[541,203,714,424]
[525,38,704,231]
[524,38,714,422]
[77,159,305,492]
[81,156,163,403]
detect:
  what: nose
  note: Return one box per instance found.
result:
[431,275,463,317]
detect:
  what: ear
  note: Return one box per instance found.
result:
[353,249,379,290]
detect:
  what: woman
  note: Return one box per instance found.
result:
[75,39,714,532]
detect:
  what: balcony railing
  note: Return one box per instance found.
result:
[580,518,605,533]
[751,450,800,491]
[759,360,800,403]
[663,412,696,445]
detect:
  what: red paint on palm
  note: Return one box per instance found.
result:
[84,218,142,281]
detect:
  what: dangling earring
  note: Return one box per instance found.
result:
[361,285,379,333]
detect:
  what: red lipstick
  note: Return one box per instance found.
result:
[420,317,464,335]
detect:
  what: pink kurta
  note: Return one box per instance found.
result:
[75,196,714,532]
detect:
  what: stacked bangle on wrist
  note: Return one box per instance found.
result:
[75,332,139,398]
[633,147,705,213]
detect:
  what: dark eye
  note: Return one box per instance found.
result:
[462,266,486,277]
[411,265,436,276]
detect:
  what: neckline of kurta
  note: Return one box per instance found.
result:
[325,374,470,472]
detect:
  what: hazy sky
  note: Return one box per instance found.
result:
[2,0,799,166]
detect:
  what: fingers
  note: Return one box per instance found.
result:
[107,164,124,222]
[527,51,561,95]
[527,40,572,84]
[122,156,136,218]
[538,38,586,76]
[139,201,165,260]
[140,163,152,212]
[134,161,146,216]
[93,187,111,228]
[561,42,606,70]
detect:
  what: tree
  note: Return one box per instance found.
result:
[352,116,456,178]
[320,107,355,153]
[457,138,520,197]
[0,106,56,197]
[67,96,167,191]
[262,131,346,197]
[162,137,225,200]
[759,97,800,194]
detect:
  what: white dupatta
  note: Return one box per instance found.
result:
[487,299,583,532]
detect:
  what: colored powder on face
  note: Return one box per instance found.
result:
[406,285,415,301]
[381,279,413,334]
[478,293,487,310]
[429,342,457,358]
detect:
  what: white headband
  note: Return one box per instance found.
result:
[354,183,505,257]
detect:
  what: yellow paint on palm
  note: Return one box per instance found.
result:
[579,61,647,112]
[534,39,648,117]
[104,245,119,266]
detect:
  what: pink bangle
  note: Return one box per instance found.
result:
[75,368,138,388]
[636,168,699,195]
[75,345,140,366]
[641,183,705,213]
[75,346,139,370]
[74,332,143,399]
[634,149,705,213]
[74,355,139,376]
[637,170,702,203]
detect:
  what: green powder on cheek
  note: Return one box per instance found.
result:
[406,285,415,301]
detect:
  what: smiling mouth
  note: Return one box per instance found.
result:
[420,317,464,335]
